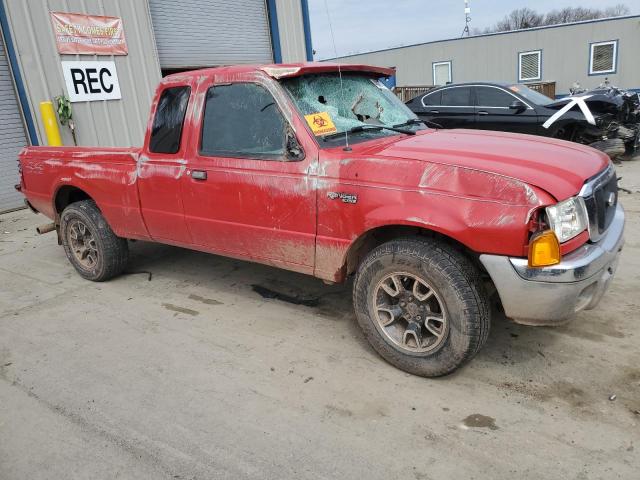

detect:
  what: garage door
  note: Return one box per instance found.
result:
[0,32,28,213]
[149,0,273,69]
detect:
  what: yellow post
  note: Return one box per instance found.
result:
[39,101,63,146]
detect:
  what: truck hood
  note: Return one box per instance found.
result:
[361,129,609,200]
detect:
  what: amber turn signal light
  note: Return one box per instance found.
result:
[528,230,561,267]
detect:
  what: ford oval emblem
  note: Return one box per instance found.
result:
[606,192,616,206]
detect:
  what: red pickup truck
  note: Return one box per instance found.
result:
[18,63,625,377]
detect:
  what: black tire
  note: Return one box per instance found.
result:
[353,237,490,377]
[60,200,128,281]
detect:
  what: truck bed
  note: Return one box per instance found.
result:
[19,146,150,240]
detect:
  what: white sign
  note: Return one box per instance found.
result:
[61,61,121,102]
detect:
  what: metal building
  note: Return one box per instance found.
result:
[333,15,640,97]
[0,0,312,212]
[0,24,28,212]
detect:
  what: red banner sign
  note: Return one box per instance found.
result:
[51,11,128,55]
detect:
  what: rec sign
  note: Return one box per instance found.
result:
[61,61,122,102]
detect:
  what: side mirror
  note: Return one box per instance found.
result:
[509,100,526,113]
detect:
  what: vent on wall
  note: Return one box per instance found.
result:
[519,50,541,82]
[590,41,617,75]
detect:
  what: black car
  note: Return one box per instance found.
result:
[406,82,579,134]
[405,82,640,159]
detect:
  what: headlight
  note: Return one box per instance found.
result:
[545,196,588,242]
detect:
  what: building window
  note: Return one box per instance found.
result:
[518,50,541,82]
[432,61,452,86]
[589,40,618,75]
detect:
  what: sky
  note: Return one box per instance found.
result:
[308,0,640,59]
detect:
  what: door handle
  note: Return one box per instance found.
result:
[477,111,489,115]
[191,170,207,180]
[428,110,440,114]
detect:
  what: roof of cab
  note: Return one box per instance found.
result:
[161,62,395,83]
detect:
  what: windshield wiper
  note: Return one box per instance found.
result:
[322,124,415,141]
[393,118,443,129]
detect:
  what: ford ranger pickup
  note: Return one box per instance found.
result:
[17,63,625,377]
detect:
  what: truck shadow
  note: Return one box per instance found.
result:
[125,240,561,368]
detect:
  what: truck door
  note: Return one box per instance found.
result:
[181,81,316,273]
[137,84,193,245]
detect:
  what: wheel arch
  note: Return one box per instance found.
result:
[53,184,95,219]
[549,118,594,141]
[342,222,483,279]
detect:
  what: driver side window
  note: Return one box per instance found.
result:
[200,83,288,159]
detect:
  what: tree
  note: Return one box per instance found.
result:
[545,7,600,25]
[494,8,544,32]
[604,4,631,16]
[480,4,630,33]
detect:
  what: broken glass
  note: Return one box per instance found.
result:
[281,73,423,144]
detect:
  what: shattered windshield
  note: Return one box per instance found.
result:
[281,73,424,145]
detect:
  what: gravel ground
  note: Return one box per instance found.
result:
[1,160,639,480]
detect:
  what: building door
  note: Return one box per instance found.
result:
[149,0,273,72]
[0,31,29,213]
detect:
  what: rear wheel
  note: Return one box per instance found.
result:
[60,200,128,281]
[353,237,490,377]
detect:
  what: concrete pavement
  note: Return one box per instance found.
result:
[1,161,639,479]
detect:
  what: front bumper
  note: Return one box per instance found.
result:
[480,203,625,325]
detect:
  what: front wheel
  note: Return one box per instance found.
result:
[60,200,128,281]
[353,237,490,377]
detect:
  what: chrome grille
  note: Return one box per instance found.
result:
[579,164,618,242]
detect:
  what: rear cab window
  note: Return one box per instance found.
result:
[149,86,191,154]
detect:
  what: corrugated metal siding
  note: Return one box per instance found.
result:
[3,0,161,147]
[276,0,307,63]
[0,29,28,212]
[336,16,640,94]
[149,0,273,68]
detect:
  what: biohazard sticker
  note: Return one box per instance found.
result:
[304,112,337,136]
